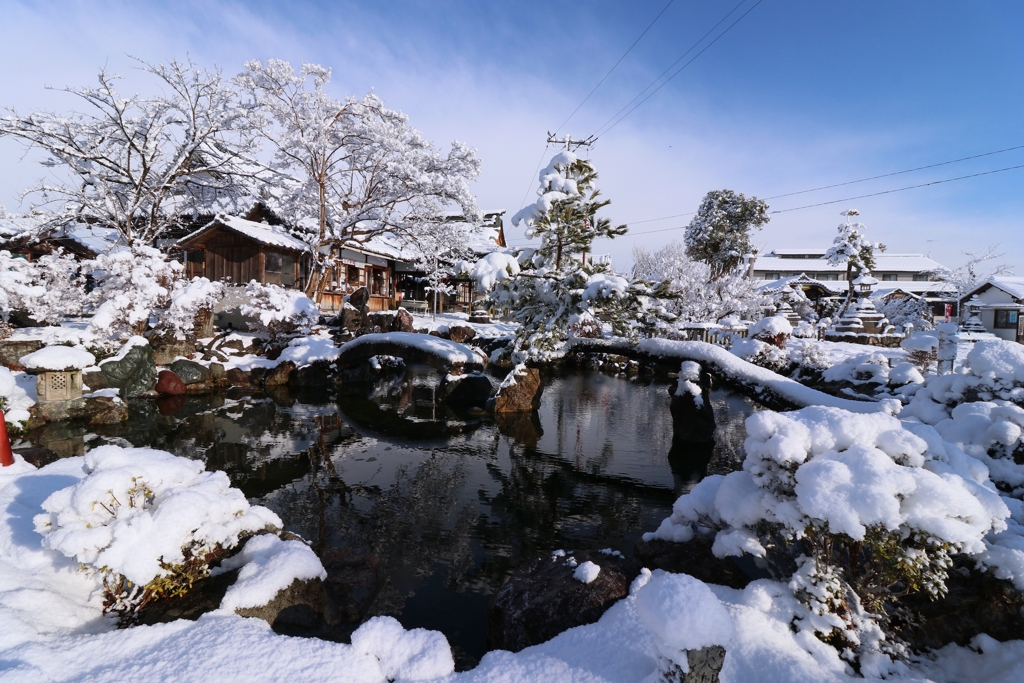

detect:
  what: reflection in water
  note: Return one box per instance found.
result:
[26,366,756,669]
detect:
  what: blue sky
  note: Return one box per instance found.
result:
[1,0,1022,273]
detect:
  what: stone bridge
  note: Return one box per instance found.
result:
[337,332,486,374]
[566,337,898,414]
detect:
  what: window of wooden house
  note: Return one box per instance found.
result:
[913,273,930,282]
[995,310,1019,329]
[369,267,388,296]
[347,265,361,287]
[881,273,897,281]
[265,252,296,287]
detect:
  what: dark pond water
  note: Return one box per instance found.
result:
[24,366,756,669]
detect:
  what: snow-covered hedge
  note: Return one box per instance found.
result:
[647,405,1020,668]
[239,281,320,341]
[33,446,282,622]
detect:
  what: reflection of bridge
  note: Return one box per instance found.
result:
[566,338,898,414]
[336,332,486,373]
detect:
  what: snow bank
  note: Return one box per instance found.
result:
[218,534,326,611]
[635,571,734,657]
[350,616,455,680]
[33,446,281,587]
[278,333,340,366]
[20,345,96,371]
[0,366,34,425]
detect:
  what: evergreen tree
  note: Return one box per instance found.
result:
[825,209,886,300]
[684,189,770,279]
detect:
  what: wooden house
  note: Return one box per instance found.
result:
[177,214,306,288]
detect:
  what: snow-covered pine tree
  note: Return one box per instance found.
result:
[825,209,886,302]
[480,151,665,359]
[684,189,770,280]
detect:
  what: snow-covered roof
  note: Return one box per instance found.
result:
[962,275,1024,302]
[753,252,944,274]
[56,224,124,256]
[873,281,957,299]
[0,214,48,240]
[755,273,844,295]
[179,214,309,252]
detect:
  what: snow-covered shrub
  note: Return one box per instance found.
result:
[646,406,1012,666]
[730,337,789,373]
[877,294,934,332]
[0,250,38,337]
[748,315,792,349]
[790,341,832,372]
[905,340,1024,425]
[929,402,1024,496]
[33,446,281,624]
[0,366,33,429]
[87,246,182,338]
[821,351,891,387]
[24,249,86,324]
[239,281,320,341]
[156,277,225,340]
[901,332,938,373]
[792,320,816,338]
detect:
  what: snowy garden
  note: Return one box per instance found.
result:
[1,54,1024,683]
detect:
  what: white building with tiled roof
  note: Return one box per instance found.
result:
[750,249,945,284]
[959,276,1024,342]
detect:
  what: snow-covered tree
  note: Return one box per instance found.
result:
[683,189,769,279]
[86,246,183,338]
[0,58,260,246]
[25,249,86,324]
[930,245,1011,321]
[237,60,481,300]
[156,277,225,341]
[405,220,475,318]
[825,209,886,300]
[632,241,766,323]
[478,152,664,359]
[0,251,37,336]
[875,294,934,331]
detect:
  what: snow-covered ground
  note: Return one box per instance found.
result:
[409,311,517,339]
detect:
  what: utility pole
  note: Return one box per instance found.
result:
[546,131,595,152]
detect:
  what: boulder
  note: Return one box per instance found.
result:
[226,367,250,386]
[139,569,241,626]
[169,359,211,385]
[263,361,296,387]
[633,536,750,590]
[236,577,328,633]
[447,325,476,344]
[27,396,129,428]
[209,362,226,381]
[488,550,640,652]
[443,372,494,409]
[392,308,415,333]
[289,362,331,388]
[468,310,491,325]
[341,304,364,332]
[101,344,158,398]
[155,370,187,396]
[82,369,108,391]
[669,364,716,444]
[493,366,543,413]
[13,446,60,468]
[149,335,196,366]
[348,286,370,310]
[0,339,43,368]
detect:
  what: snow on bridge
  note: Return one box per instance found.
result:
[337,332,486,373]
[567,337,900,414]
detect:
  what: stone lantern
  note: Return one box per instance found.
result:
[962,295,987,333]
[18,346,97,404]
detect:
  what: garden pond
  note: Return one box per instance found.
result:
[20,366,757,669]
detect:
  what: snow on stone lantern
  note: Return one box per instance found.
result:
[825,270,901,346]
[18,346,97,404]
[775,285,803,326]
[962,295,987,334]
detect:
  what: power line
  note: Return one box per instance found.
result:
[591,0,762,140]
[553,0,675,135]
[507,161,1024,243]
[626,142,1024,226]
[769,162,1024,214]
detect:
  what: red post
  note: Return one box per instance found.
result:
[0,411,14,467]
